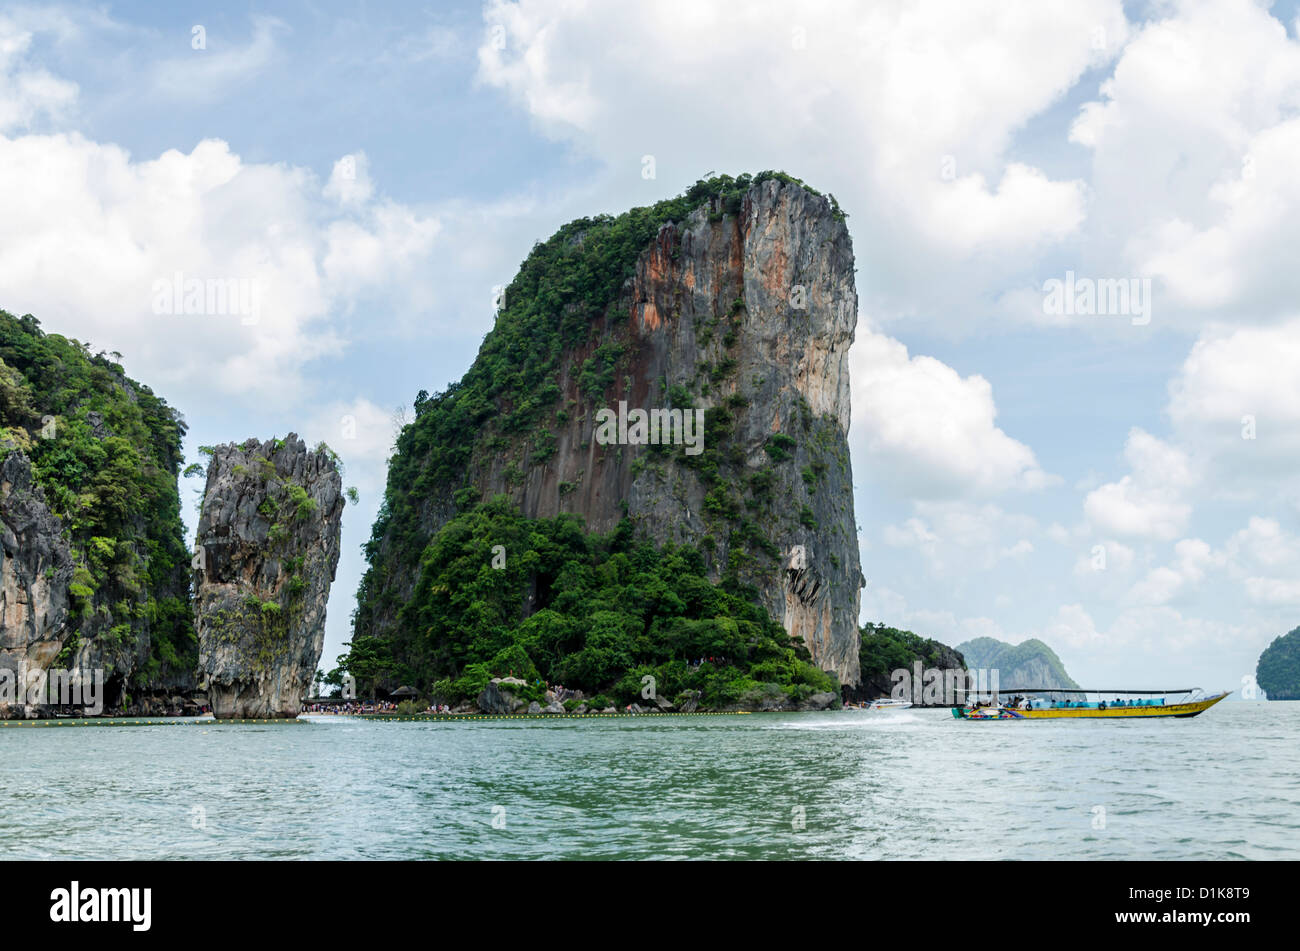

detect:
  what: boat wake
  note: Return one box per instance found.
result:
[764,711,927,730]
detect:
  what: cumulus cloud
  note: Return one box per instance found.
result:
[1125,538,1223,606]
[1166,319,1300,503]
[0,14,77,130]
[1084,428,1193,539]
[1044,603,1103,650]
[476,0,1122,324]
[1224,517,1300,606]
[850,331,1053,498]
[1071,0,1300,327]
[0,133,438,411]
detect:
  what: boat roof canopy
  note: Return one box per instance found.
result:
[994,687,1197,694]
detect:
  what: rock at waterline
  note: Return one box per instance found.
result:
[477,681,526,714]
[193,435,343,718]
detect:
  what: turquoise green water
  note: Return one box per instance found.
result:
[2,701,1295,859]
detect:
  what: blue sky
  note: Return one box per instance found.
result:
[3,0,1300,693]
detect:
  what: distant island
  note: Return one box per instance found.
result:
[1256,626,1300,700]
[955,636,1078,690]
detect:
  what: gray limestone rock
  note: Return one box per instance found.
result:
[0,452,74,718]
[193,435,342,718]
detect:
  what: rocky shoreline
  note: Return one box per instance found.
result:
[470,677,840,716]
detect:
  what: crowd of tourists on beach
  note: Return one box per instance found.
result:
[300,699,463,715]
[301,700,401,715]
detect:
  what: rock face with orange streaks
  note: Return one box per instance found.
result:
[361,177,864,685]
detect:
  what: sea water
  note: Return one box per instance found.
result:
[1,701,1294,859]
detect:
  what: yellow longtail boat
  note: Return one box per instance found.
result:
[952,687,1230,720]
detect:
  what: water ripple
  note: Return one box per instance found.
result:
[1,703,1295,859]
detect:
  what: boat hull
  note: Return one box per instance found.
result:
[952,691,1229,720]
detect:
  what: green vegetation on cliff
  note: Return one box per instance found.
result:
[1256,626,1300,700]
[342,497,836,708]
[0,310,195,687]
[859,623,964,682]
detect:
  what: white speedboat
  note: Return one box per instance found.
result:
[868,698,913,711]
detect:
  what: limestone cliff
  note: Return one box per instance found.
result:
[0,452,74,716]
[194,435,343,717]
[1,313,196,716]
[357,174,863,684]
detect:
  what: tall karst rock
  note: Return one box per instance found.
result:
[357,174,864,684]
[194,435,343,718]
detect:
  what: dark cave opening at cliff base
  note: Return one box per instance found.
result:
[103,673,126,715]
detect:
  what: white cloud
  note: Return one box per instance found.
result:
[306,397,399,490]
[1044,603,1103,650]
[324,152,375,207]
[1125,538,1223,606]
[850,331,1053,498]
[1225,517,1300,571]
[477,0,1124,324]
[880,501,1039,575]
[1165,319,1300,503]
[1084,428,1193,539]
[1071,0,1300,328]
[0,132,438,410]
[1242,577,1300,606]
[0,14,77,130]
[1000,539,1034,559]
[150,16,287,102]
[1073,538,1137,577]
[883,517,938,555]
[1224,517,1300,606]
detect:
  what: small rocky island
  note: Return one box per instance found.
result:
[1256,626,1300,701]
[349,172,865,711]
[193,435,343,718]
[955,636,1078,690]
